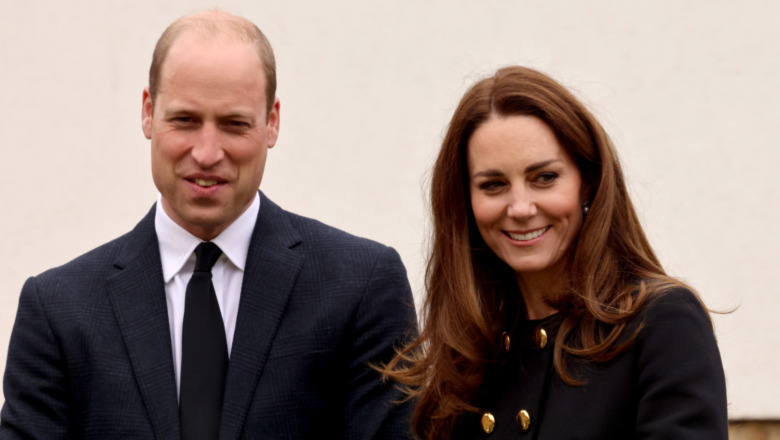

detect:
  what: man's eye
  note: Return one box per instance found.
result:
[172,117,195,124]
[227,121,249,128]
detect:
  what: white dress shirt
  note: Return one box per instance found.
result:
[154,192,260,397]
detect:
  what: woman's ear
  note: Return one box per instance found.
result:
[580,184,594,208]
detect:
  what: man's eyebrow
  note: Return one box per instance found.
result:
[161,109,256,121]
[163,108,197,117]
[220,112,255,121]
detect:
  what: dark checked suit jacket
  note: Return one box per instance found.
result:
[0,191,417,439]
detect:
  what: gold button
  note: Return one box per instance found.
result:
[536,328,548,349]
[516,409,531,431]
[501,332,511,353]
[481,412,496,434]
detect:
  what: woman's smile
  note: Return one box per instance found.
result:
[504,225,551,242]
[468,115,584,280]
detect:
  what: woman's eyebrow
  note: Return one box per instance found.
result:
[524,159,560,174]
[472,169,503,178]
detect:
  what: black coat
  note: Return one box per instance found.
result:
[454,288,728,439]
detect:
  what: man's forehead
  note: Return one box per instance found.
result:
[154,65,268,115]
[159,33,264,88]
[166,29,259,63]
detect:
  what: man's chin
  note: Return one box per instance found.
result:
[172,208,236,240]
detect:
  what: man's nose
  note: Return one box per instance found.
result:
[191,124,224,167]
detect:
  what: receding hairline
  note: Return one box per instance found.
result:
[170,10,263,44]
[148,10,277,113]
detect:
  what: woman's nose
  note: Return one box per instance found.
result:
[506,188,536,219]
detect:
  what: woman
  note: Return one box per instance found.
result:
[382,66,727,439]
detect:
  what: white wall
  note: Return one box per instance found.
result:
[1,0,777,419]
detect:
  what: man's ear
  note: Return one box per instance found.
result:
[141,87,153,140]
[266,97,280,149]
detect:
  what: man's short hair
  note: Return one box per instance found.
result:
[148,10,277,116]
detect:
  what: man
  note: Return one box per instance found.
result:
[0,10,416,439]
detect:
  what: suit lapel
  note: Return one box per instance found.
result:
[220,193,304,440]
[107,206,180,440]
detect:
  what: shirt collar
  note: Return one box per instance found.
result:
[155,192,261,282]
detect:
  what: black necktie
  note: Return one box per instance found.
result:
[180,242,228,440]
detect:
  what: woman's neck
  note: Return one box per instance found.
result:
[515,270,563,320]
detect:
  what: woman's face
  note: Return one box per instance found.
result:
[468,115,583,281]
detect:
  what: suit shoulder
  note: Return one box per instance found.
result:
[30,224,154,291]
[35,206,157,279]
[282,209,394,255]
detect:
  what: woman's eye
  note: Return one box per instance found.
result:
[534,172,559,185]
[478,180,505,191]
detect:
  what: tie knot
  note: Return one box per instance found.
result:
[194,242,223,272]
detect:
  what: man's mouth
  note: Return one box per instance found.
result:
[505,226,549,241]
[193,178,219,187]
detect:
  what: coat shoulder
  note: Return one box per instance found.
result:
[637,284,713,334]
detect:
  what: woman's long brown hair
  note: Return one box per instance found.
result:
[380,66,708,439]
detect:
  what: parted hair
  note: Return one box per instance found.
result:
[380,66,701,439]
[148,10,277,116]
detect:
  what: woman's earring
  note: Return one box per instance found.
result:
[582,203,590,217]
